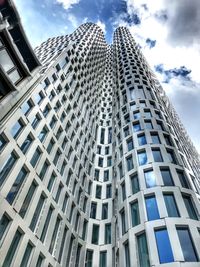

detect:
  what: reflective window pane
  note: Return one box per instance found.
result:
[0,48,15,72]
[0,152,18,187]
[2,230,22,267]
[138,151,147,166]
[152,149,163,162]
[144,170,156,188]
[160,168,174,186]
[131,201,140,227]
[155,229,174,263]
[145,195,160,221]
[177,228,198,262]
[183,195,198,220]
[164,194,179,217]
[137,232,150,267]
[6,166,28,204]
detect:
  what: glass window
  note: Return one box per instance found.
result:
[6,166,28,204]
[66,235,74,264]
[177,227,198,262]
[164,194,179,217]
[38,127,48,142]
[177,170,190,188]
[11,120,24,138]
[55,183,63,203]
[39,160,49,180]
[20,242,33,267]
[29,194,45,231]
[0,134,7,152]
[145,120,153,129]
[155,229,174,263]
[119,164,123,179]
[49,114,58,128]
[104,170,109,181]
[106,184,112,198]
[137,232,150,267]
[121,183,126,201]
[164,134,172,146]
[99,251,107,267]
[133,111,140,120]
[62,193,69,212]
[151,132,160,144]
[53,149,61,166]
[20,134,33,154]
[157,120,164,130]
[75,244,82,267]
[130,174,140,194]
[124,242,130,267]
[100,128,105,144]
[137,150,148,166]
[0,152,18,187]
[138,134,147,146]
[133,122,141,132]
[30,147,42,167]
[19,181,37,218]
[0,213,11,242]
[8,68,21,84]
[90,202,97,219]
[145,195,160,221]
[144,169,156,188]
[98,157,103,167]
[34,91,44,105]
[152,149,163,162]
[0,48,15,72]
[82,220,88,240]
[127,138,134,151]
[85,250,93,267]
[102,203,108,219]
[92,224,99,244]
[49,216,61,254]
[160,168,174,186]
[40,206,54,242]
[2,229,22,267]
[58,227,68,263]
[182,195,198,220]
[144,110,151,118]
[130,88,135,100]
[131,201,140,227]
[43,104,51,117]
[105,223,111,244]
[167,149,177,164]
[36,254,44,267]
[121,209,126,235]
[96,185,102,199]
[124,127,130,137]
[31,113,41,129]
[130,101,136,110]
[126,156,134,171]
[47,172,56,192]
[21,100,33,115]
[107,156,112,167]
[47,138,55,154]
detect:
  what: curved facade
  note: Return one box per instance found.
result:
[0,2,200,267]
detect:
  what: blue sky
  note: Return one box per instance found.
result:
[13,0,200,152]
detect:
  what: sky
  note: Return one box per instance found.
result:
[13,0,200,153]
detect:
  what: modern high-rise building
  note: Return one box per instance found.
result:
[1,1,200,267]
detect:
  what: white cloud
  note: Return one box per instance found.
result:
[68,13,79,28]
[96,20,106,34]
[56,0,80,10]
